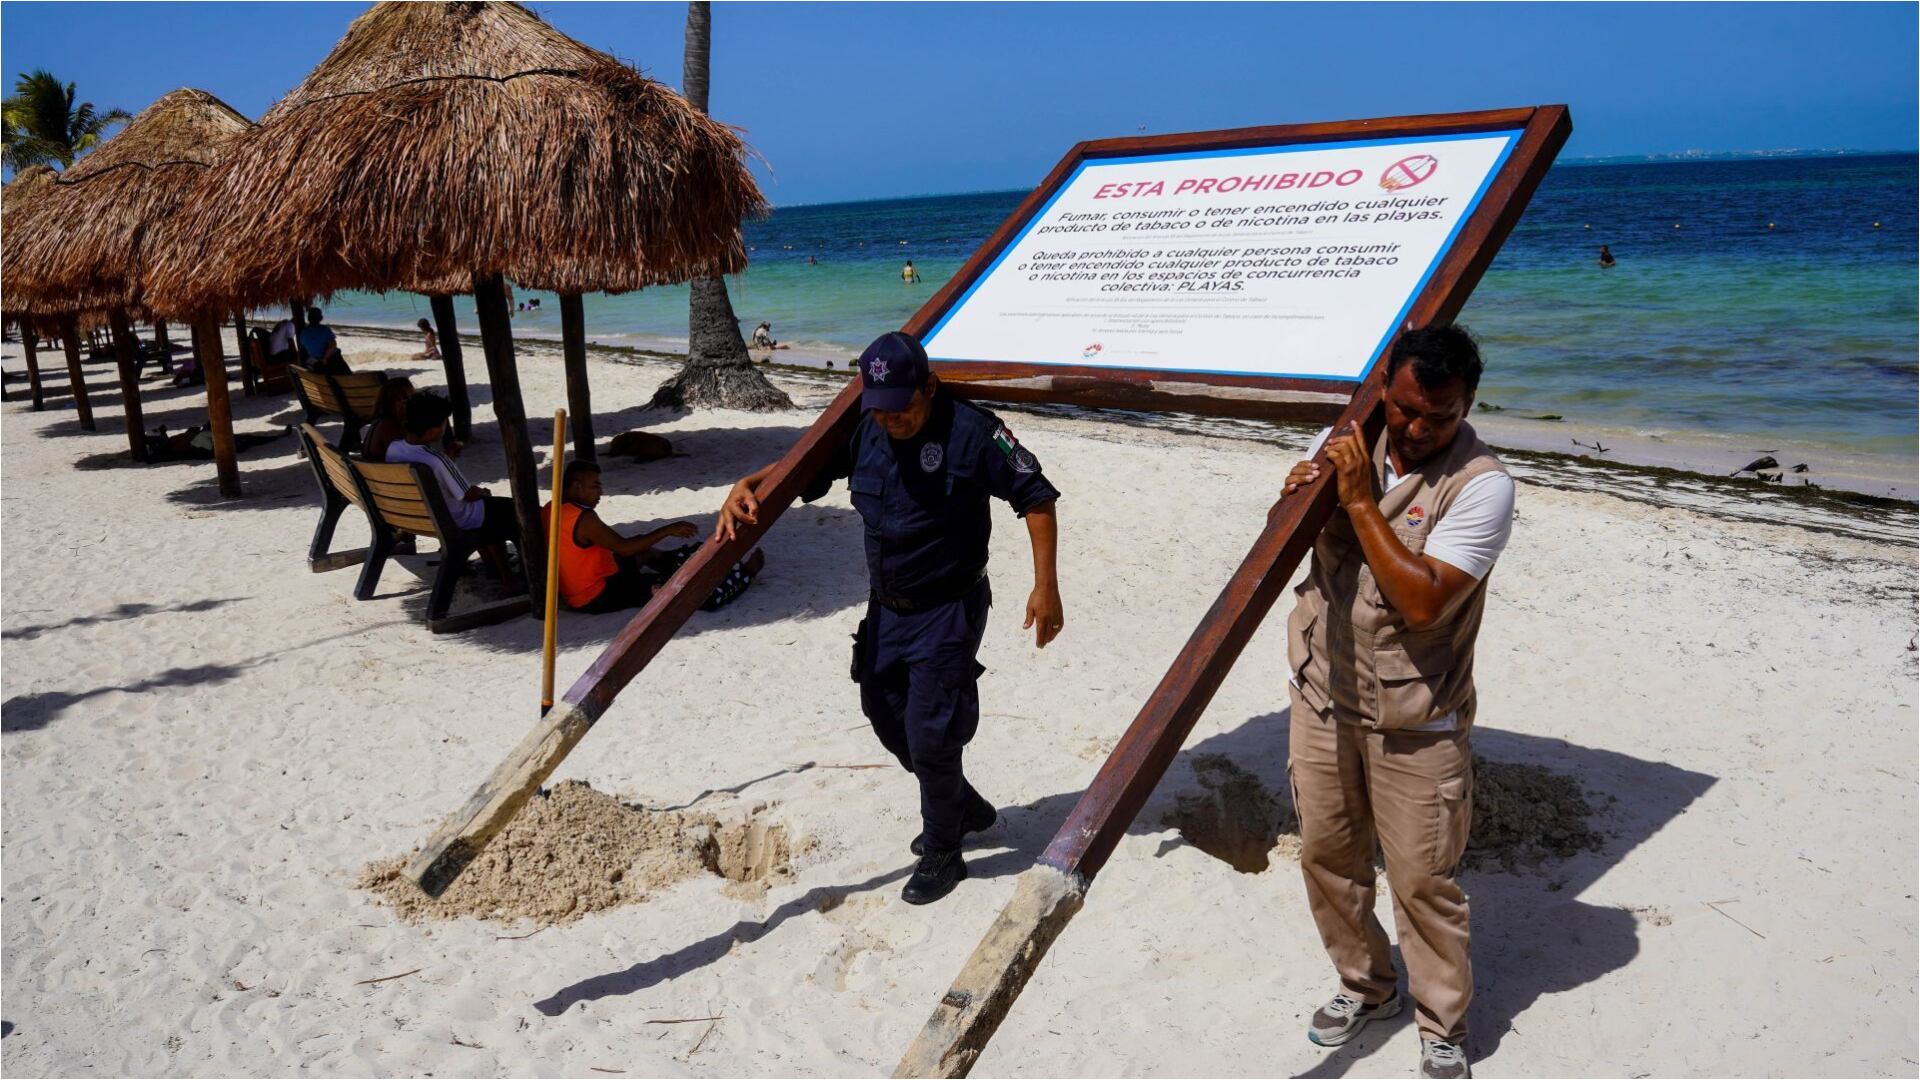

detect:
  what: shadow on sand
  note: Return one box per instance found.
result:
[525,707,1713,1059]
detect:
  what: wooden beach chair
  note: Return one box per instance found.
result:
[289,365,385,453]
[297,423,377,575]
[348,457,531,634]
[244,330,294,395]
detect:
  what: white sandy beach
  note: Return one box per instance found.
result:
[2,329,1915,1077]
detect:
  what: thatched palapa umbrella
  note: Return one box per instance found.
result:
[11,88,254,467]
[150,0,766,588]
[2,165,67,415]
[0,164,127,425]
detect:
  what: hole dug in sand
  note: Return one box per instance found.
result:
[360,780,796,925]
[1163,754,1604,875]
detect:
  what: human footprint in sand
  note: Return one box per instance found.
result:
[1281,324,1514,1080]
[547,460,763,614]
[715,331,1064,907]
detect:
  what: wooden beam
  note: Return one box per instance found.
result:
[893,103,1573,1078]
[471,271,544,598]
[21,325,45,410]
[152,319,173,375]
[429,294,472,441]
[405,380,862,897]
[106,308,149,462]
[559,293,595,462]
[235,312,255,396]
[195,318,241,498]
[58,315,96,430]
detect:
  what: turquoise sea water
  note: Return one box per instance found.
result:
[326,154,1918,461]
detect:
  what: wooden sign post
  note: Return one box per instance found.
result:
[403,113,1570,1036]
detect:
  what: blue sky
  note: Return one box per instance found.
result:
[4,2,1914,204]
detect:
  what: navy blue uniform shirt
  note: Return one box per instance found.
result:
[802,391,1060,599]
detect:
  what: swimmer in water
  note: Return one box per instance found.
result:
[1598,245,1616,269]
[902,260,921,284]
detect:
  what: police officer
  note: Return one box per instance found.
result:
[716,332,1064,904]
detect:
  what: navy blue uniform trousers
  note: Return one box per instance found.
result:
[856,579,992,852]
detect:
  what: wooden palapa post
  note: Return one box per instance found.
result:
[235,312,255,396]
[193,317,241,497]
[471,271,543,598]
[20,324,46,410]
[106,308,149,461]
[58,315,96,430]
[428,294,472,441]
[152,319,173,375]
[559,293,595,462]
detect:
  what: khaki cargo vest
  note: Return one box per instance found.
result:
[1286,422,1508,731]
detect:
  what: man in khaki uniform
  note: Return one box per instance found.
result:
[1280,324,1513,1080]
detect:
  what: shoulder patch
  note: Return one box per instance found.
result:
[992,424,1040,474]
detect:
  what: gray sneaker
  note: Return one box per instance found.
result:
[1307,990,1401,1046]
[1419,1038,1471,1079]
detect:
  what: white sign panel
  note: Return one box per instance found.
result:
[922,131,1518,383]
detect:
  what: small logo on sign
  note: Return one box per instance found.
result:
[1082,343,1103,359]
[1405,505,1427,529]
[1380,154,1438,192]
[920,443,944,472]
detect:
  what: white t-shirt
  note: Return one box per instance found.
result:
[387,440,484,531]
[1297,428,1516,731]
[1304,427,1514,579]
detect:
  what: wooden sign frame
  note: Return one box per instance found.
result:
[404,106,1567,1070]
[916,106,1563,423]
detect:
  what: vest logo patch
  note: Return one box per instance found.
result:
[920,442,944,472]
[1405,505,1426,529]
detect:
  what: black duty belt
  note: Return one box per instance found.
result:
[870,570,987,614]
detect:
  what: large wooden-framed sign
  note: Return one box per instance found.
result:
[915,108,1563,421]
[402,105,1568,1078]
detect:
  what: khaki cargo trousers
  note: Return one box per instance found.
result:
[1288,686,1475,1042]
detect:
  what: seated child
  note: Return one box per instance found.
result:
[544,460,764,614]
[387,392,518,589]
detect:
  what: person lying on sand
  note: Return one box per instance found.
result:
[145,424,289,462]
[387,392,517,590]
[546,460,763,614]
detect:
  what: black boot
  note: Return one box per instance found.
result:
[911,792,998,856]
[901,849,968,905]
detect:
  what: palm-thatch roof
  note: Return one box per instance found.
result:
[149,1,765,320]
[3,165,58,321]
[8,89,251,319]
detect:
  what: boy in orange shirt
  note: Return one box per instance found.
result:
[545,460,764,614]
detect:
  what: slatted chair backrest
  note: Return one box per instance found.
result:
[292,365,344,415]
[332,372,386,419]
[351,459,459,540]
[291,366,386,421]
[302,424,367,512]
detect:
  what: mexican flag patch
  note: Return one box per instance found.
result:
[994,424,1039,474]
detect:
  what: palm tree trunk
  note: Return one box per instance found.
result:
[648,1,791,413]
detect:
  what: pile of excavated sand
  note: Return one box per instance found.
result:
[1163,754,1603,875]
[359,780,795,925]
[1462,757,1606,870]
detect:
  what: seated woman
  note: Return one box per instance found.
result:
[544,460,764,614]
[414,318,441,361]
[359,377,414,463]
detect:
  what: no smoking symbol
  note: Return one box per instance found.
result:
[1379,154,1438,192]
